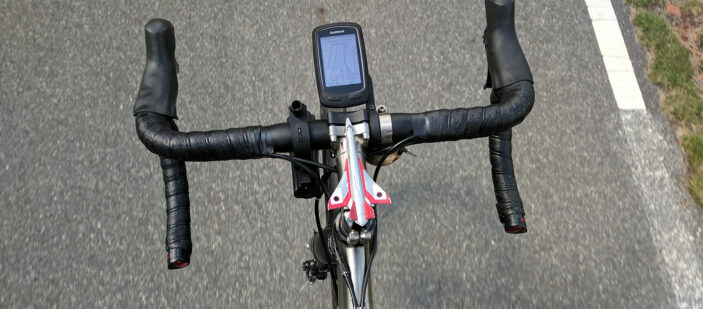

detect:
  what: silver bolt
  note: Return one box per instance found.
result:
[349,231,360,245]
[360,231,372,241]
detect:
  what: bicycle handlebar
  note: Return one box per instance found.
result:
[136,113,332,161]
[136,80,532,161]
[133,0,533,269]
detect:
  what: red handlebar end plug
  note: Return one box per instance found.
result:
[503,214,527,234]
[167,248,190,269]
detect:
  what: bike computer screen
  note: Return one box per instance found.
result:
[313,23,370,108]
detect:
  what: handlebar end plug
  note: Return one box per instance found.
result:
[167,248,190,269]
[502,213,527,234]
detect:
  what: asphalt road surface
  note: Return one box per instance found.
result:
[2,0,703,308]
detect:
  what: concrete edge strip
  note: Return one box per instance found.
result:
[587,0,702,306]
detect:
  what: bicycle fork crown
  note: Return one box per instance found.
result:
[328,118,391,227]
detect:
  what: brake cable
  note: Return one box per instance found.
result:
[276,162,339,307]
[274,137,417,307]
[343,136,412,307]
[265,153,337,173]
[372,136,416,181]
[330,232,360,308]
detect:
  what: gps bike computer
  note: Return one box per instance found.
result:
[312,23,370,108]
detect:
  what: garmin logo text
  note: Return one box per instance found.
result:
[330,30,345,34]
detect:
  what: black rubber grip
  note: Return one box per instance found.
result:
[484,0,533,89]
[390,81,534,143]
[160,155,192,269]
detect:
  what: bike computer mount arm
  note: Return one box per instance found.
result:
[133,0,532,291]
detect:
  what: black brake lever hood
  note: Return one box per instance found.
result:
[483,0,533,89]
[133,18,179,119]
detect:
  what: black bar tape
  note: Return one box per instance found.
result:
[136,112,272,161]
[488,89,527,233]
[160,155,192,269]
[489,127,526,233]
[135,112,332,161]
[390,81,534,144]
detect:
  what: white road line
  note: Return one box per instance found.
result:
[585,0,646,110]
